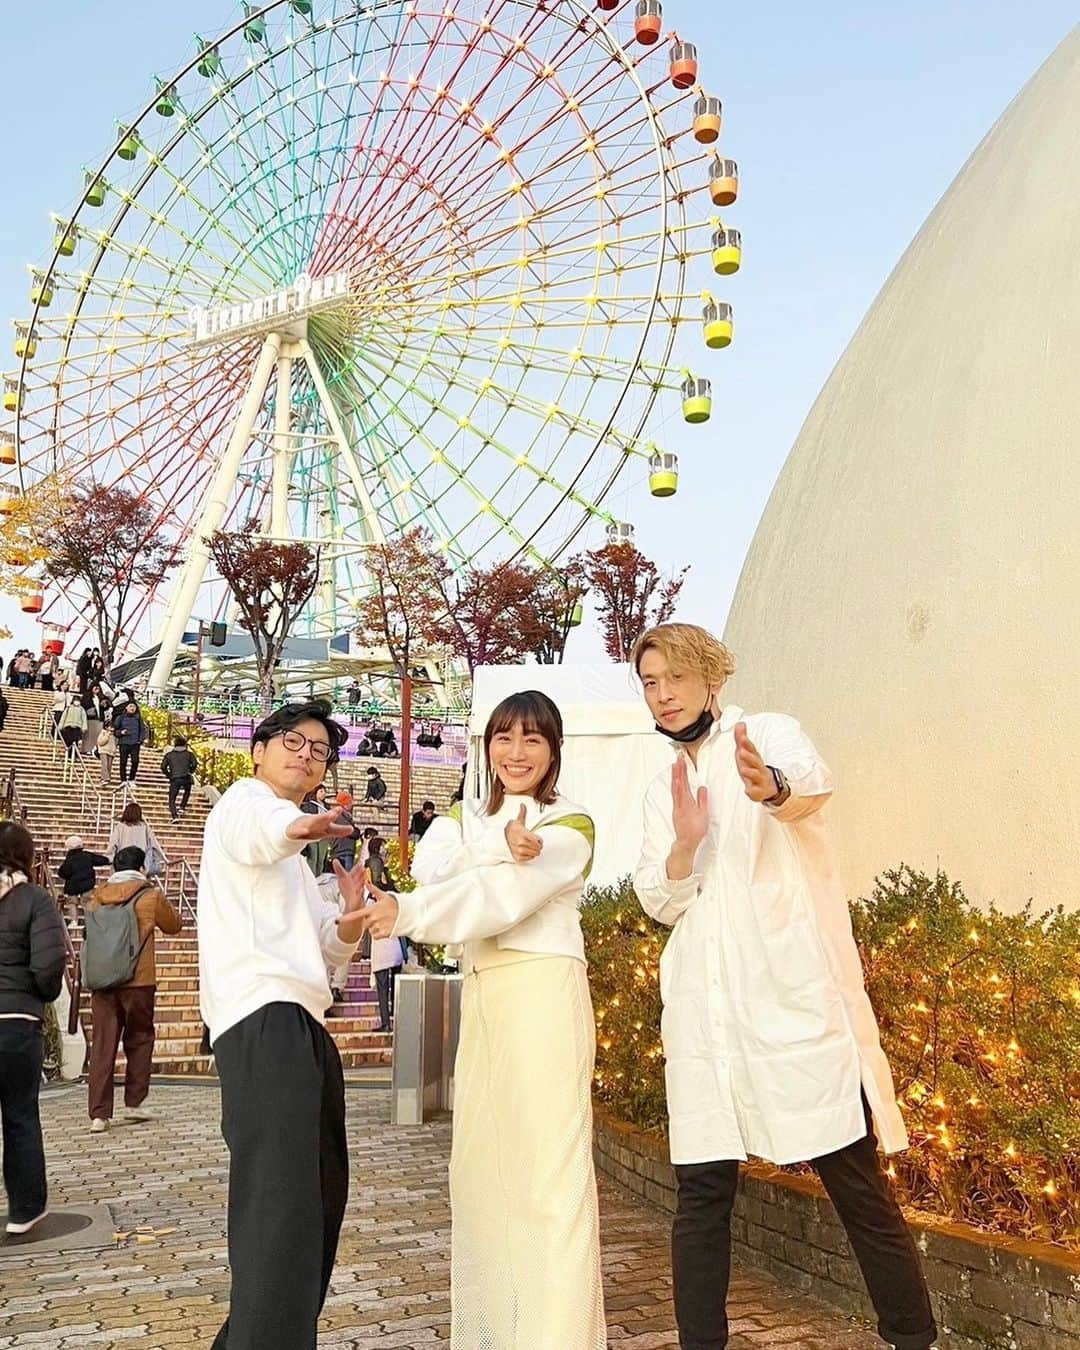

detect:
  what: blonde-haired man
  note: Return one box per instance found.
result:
[632,623,936,1350]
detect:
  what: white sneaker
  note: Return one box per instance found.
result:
[5,1210,48,1235]
[89,1118,108,1133]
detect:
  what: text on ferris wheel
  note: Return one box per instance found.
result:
[189,269,352,347]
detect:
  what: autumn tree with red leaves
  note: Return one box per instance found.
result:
[353,527,455,854]
[45,483,176,663]
[571,542,687,662]
[207,520,320,705]
[517,567,587,666]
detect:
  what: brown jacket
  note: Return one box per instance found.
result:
[86,876,181,987]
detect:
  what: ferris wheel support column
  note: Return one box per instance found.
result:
[297,337,386,547]
[270,347,293,539]
[147,332,282,695]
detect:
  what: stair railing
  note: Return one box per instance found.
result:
[37,708,110,831]
[32,843,82,1035]
[173,855,199,928]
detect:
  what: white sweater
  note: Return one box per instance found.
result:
[394,793,594,962]
[198,777,358,1043]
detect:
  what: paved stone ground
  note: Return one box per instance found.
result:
[0,1083,880,1348]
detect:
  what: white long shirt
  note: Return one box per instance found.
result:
[393,793,594,963]
[634,704,908,1167]
[198,777,358,1043]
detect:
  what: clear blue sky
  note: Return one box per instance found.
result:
[1,2,1075,660]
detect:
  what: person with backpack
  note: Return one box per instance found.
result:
[84,844,181,1133]
[160,735,199,821]
[0,820,67,1234]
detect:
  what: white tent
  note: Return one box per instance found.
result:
[468,665,672,887]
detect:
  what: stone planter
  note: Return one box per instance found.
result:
[593,1104,1080,1349]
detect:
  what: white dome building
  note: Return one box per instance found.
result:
[723,26,1080,912]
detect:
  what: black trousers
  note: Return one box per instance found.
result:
[375,967,398,1030]
[168,776,192,816]
[0,1019,47,1224]
[672,1101,937,1350]
[118,744,140,781]
[211,1002,348,1350]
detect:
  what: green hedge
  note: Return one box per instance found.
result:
[582,866,1080,1249]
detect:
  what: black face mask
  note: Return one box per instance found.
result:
[655,705,715,743]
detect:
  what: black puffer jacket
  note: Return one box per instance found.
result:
[0,879,67,1018]
[58,847,111,897]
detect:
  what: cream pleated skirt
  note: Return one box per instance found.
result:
[449,943,606,1350]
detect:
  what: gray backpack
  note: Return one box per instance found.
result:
[82,884,155,991]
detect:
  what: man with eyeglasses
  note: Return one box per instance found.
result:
[197,700,366,1350]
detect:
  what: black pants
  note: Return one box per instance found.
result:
[375,967,398,1030]
[118,745,140,781]
[168,777,192,816]
[0,1019,47,1224]
[672,1102,937,1350]
[211,1002,348,1350]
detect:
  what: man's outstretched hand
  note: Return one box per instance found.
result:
[333,859,368,944]
[286,805,354,842]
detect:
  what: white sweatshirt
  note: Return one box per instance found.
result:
[197,777,358,1043]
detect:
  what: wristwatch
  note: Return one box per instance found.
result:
[763,765,790,807]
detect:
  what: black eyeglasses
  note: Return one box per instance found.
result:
[272,729,333,762]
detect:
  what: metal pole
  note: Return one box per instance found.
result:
[147,333,281,694]
[192,624,206,721]
[398,670,412,863]
[270,349,292,538]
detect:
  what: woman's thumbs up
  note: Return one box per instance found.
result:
[505,802,543,862]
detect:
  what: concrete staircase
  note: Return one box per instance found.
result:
[0,687,464,1078]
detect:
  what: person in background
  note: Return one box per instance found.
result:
[113,698,150,783]
[75,647,94,695]
[50,678,70,735]
[108,802,166,882]
[85,844,181,1133]
[329,792,359,873]
[160,735,199,822]
[96,724,117,786]
[364,765,387,803]
[357,732,374,757]
[38,652,57,694]
[57,835,111,924]
[81,684,107,759]
[409,801,437,842]
[364,837,402,1033]
[58,696,87,759]
[450,764,467,805]
[0,821,66,1235]
[299,784,331,877]
[346,679,362,727]
[12,652,33,690]
[0,687,8,735]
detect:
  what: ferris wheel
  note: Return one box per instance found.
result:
[3,0,740,686]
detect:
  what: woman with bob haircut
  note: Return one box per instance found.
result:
[363,690,605,1348]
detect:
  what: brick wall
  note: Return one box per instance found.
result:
[593,1105,1080,1349]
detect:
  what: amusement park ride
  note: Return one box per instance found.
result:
[2,0,741,696]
